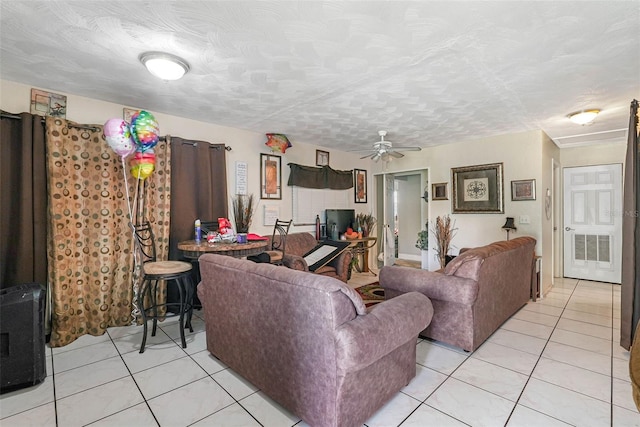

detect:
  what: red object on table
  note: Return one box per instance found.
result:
[247,233,269,241]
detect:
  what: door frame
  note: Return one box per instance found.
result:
[375,167,430,268]
[552,158,562,281]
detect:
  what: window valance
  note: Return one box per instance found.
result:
[287,163,353,189]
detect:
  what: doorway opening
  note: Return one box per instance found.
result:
[375,169,429,270]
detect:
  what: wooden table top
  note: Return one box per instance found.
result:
[178,239,268,259]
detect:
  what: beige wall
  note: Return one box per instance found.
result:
[560,143,626,168]
[375,130,546,270]
[3,79,626,281]
[1,79,372,237]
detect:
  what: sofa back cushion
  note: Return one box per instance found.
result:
[444,236,536,282]
[443,254,483,281]
[199,253,366,316]
[273,232,317,257]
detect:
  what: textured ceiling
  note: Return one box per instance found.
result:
[1,1,638,151]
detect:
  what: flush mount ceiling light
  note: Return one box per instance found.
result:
[568,109,600,125]
[139,51,190,80]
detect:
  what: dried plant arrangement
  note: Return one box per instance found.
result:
[355,213,377,237]
[432,215,457,268]
[232,194,255,233]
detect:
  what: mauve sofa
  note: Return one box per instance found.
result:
[276,232,353,282]
[198,254,433,427]
[380,236,536,352]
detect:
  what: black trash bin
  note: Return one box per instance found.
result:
[0,283,47,394]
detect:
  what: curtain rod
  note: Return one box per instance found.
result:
[1,112,96,131]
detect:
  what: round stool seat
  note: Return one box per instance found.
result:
[143,260,192,275]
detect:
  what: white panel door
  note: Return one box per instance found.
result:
[563,164,622,283]
[383,174,397,266]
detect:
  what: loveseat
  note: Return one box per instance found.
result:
[276,232,353,282]
[198,254,433,427]
[380,236,536,352]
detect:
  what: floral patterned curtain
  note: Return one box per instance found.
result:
[45,117,171,347]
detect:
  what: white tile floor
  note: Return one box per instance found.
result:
[1,274,639,426]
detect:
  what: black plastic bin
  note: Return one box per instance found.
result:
[0,283,47,394]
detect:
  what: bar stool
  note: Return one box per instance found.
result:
[248,219,292,265]
[133,222,194,353]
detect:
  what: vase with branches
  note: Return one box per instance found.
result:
[355,213,376,237]
[432,215,457,268]
[232,194,255,233]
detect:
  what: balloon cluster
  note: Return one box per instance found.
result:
[103,110,159,180]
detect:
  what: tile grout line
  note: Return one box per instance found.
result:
[504,279,579,426]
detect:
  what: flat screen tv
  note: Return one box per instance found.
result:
[325,209,355,240]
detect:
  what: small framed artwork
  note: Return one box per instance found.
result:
[30,88,67,118]
[511,179,536,201]
[452,163,504,213]
[260,153,282,200]
[316,149,330,166]
[354,169,367,203]
[432,182,448,200]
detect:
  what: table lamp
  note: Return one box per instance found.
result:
[502,217,517,240]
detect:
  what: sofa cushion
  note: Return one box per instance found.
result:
[444,253,483,281]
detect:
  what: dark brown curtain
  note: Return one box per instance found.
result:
[287,163,354,189]
[169,137,228,261]
[0,112,47,288]
[621,99,640,350]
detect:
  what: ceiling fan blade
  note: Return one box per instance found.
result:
[348,147,379,153]
[389,146,422,152]
[389,151,405,158]
[360,153,374,159]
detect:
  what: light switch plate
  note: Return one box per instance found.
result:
[519,215,530,224]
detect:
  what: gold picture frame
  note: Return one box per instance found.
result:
[452,163,504,213]
[260,153,282,200]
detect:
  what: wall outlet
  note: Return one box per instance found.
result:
[519,215,530,224]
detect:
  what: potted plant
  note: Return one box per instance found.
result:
[232,194,255,233]
[415,223,429,269]
[432,215,457,268]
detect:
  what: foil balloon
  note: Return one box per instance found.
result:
[130,110,159,151]
[265,133,292,153]
[129,149,156,180]
[103,118,135,157]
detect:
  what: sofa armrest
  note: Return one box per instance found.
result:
[326,250,352,279]
[379,265,478,305]
[335,292,433,371]
[282,254,309,271]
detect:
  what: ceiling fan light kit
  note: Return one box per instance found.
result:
[568,109,600,125]
[353,130,422,162]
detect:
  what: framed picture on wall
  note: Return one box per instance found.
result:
[511,179,536,201]
[432,182,448,200]
[316,149,329,166]
[30,88,66,118]
[451,163,504,213]
[354,169,367,203]
[260,153,282,200]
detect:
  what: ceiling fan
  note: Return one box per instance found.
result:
[352,131,422,162]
